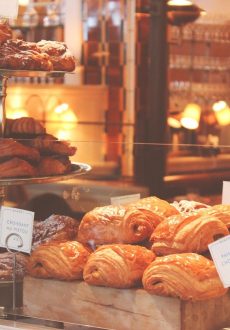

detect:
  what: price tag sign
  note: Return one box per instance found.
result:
[0,0,19,19]
[0,206,34,254]
[222,181,230,204]
[111,193,140,205]
[209,235,230,288]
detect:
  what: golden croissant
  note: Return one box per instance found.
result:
[78,205,155,245]
[142,253,227,301]
[199,204,230,229]
[151,213,228,255]
[84,244,155,288]
[27,241,91,280]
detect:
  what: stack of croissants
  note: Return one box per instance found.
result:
[6,196,228,302]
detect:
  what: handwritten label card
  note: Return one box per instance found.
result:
[0,206,34,254]
[111,193,140,205]
[222,181,230,205]
[0,0,19,19]
[209,235,230,288]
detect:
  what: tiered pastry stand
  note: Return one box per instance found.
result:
[0,69,91,323]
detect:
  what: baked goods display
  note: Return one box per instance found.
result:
[27,241,91,280]
[198,204,230,229]
[83,244,155,288]
[150,213,229,255]
[0,157,37,178]
[0,21,12,45]
[77,204,155,245]
[0,252,28,280]
[142,253,227,301]
[5,117,46,138]
[172,200,210,216]
[32,214,79,249]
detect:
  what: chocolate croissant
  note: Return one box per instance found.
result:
[142,253,227,301]
[32,214,79,248]
[78,205,155,245]
[37,40,76,72]
[27,241,91,280]
[150,213,228,255]
[129,196,179,229]
[5,117,46,137]
[199,204,230,229]
[84,244,155,288]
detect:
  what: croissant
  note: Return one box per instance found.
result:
[150,213,228,255]
[0,21,12,45]
[27,241,91,280]
[37,40,76,72]
[0,138,40,163]
[129,196,179,229]
[142,253,227,301]
[0,157,37,178]
[198,204,230,229]
[78,205,155,245]
[5,117,46,137]
[83,244,155,288]
[0,39,53,71]
[37,156,72,176]
[32,214,79,248]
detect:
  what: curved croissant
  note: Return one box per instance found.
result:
[199,204,230,229]
[142,253,227,301]
[78,205,155,245]
[150,213,228,255]
[84,244,155,288]
[27,241,91,280]
[129,196,179,228]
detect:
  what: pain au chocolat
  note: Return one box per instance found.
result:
[150,213,229,255]
[27,241,91,280]
[78,204,155,245]
[142,253,227,301]
[83,244,155,288]
[198,204,230,229]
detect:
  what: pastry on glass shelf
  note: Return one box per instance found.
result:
[78,204,155,245]
[27,241,91,280]
[198,204,230,229]
[37,40,76,72]
[142,253,227,301]
[37,156,72,176]
[0,39,53,71]
[0,138,40,163]
[84,244,155,288]
[32,214,79,248]
[129,196,179,229]
[0,21,12,45]
[0,157,37,178]
[5,117,46,138]
[150,213,229,255]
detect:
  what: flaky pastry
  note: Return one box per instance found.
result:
[0,157,37,178]
[142,253,227,301]
[0,138,40,163]
[37,156,71,176]
[84,244,155,288]
[5,117,46,137]
[199,204,230,229]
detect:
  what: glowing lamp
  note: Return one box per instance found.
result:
[168,0,192,6]
[168,116,182,129]
[212,100,228,112]
[7,108,28,119]
[215,108,230,126]
[181,103,201,130]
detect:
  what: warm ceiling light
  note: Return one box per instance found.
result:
[168,0,192,6]
[18,0,30,6]
[168,116,182,129]
[181,103,201,130]
[215,108,230,126]
[212,100,228,112]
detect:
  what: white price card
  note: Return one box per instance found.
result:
[222,181,230,205]
[0,206,34,254]
[209,235,230,288]
[0,0,19,19]
[111,193,140,205]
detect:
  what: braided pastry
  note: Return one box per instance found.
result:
[27,241,91,280]
[142,253,227,301]
[37,40,76,72]
[84,244,155,288]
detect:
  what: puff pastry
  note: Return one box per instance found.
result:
[32,214,79,248]
[83,244,155,288]
[142,253,227,301]
[199,204,230,229]
[5,117,46,137]
[27,241,91,280]
[0,157,37,178]
[78,205,155,245]
[0,138,40,163]
[151,213,228,255]
[129,196,179,229]
[37,156,72,176]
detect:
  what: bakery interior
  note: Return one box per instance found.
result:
[1,0,230,329]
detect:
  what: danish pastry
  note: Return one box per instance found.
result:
[37,40,76,72]
[83,244,155,288]
[78,205,155,245]
[27,241,91,280]
[151,213,228,255]
[33,214,79,248]
[142,253,227,301]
